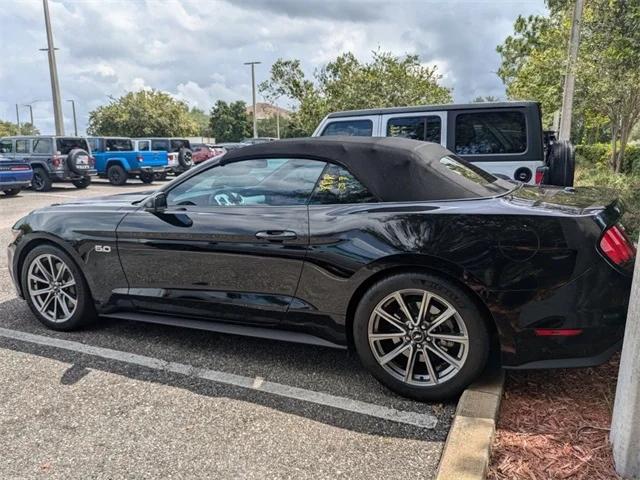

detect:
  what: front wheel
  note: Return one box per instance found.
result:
[21,245,96,331]
[107,165,127,186]
[353,273,490,401]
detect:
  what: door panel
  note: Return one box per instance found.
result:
[117,205,309,326]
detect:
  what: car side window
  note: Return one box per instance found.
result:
[310,164,377,204]
[87,138,100,152]
[166,158,327,208]
[0,140,13,154]
[387,116,441,143]
[106,139,133,151]
[138,141,150,151]
[32,138,52,154]
[16,140,30,154]
[151,140,169,151]
[321,120,373,136]
[455,111,527,155]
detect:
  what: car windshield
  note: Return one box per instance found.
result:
[56,138,89,155]
[437,155,513,198]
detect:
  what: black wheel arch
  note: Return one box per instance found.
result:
[14,233,94,299]
[344,256,500,352]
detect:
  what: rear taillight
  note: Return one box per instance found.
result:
[600,224,636,266]
[136,155,144,162]
[89,156,95,167]
[51,155,62,168]
[535,166,547,185]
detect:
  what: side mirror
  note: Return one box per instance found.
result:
[144,192,167,212]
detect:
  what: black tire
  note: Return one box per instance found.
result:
[21,244,97,331]
[353,272,490,401]
[3,188,21,196]
[71,177,91,189]
[548,140,575,187]
[32,167,52,192]
[66,149,92,175]
[139,171,154,184]
[107,164,127,186]
[177,148,193,169]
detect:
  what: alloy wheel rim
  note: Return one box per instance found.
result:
[27,254,78,323]
[33,173,43,190]
[368,289,469,386]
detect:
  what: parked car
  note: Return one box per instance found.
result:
[87,137,170,186]
[191,143,226,164]
[313,101,575,187]
[0,136,95,191]
[135,138,193,174]
[132,139,174,181]
[0,156,32,196]
[8,137,632,401]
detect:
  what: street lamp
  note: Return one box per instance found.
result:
[67,99,78,136]
[244,61,261,138]
[23,104,34,128]
[41,0,64,135]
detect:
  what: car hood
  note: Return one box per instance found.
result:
[48,190,154,209]
[508,185,621,215]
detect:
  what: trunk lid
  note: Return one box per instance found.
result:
[510,185,624,223]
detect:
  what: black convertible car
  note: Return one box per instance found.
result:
[8,137,634,401]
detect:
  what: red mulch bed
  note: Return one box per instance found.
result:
[488,356,621,480]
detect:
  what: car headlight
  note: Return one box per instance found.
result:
[11,227,23,242]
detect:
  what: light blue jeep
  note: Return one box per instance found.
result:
[88,137,170,185]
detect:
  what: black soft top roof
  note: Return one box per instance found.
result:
[220,136,502,202]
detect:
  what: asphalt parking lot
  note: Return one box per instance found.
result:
[0,179,455,479]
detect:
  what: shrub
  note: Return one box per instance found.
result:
[575,163,640,239]
[575,143,640,174]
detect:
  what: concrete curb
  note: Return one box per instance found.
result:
[435,367,505,480]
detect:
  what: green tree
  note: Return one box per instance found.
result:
[87,90,198,137]
[260,50,453,136]
[0,120,39,136]
[208,100,251,142]
[497,0,640,171]
[188,107,211,137]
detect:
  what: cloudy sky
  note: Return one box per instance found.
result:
[0,0,546,135]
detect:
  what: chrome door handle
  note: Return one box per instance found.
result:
[255,230,298,241]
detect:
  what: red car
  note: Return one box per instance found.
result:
[192,144,225,164]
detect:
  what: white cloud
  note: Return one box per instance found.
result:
[0,0,547,134]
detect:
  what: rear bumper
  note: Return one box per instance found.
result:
[0,171,32,189]
[50,169,97,181]
[495,260,631,368]
[129,166,170,175]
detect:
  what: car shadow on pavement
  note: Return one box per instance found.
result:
[0,297,454,442]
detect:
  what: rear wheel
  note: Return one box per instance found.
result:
[139,171,154,184]
[21,245,96,331]
[107,164,127,186]
[31,167,52,192]
[353,273,490,401]
[3,188,21,196]
[72,177,91,189]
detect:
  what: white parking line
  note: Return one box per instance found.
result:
[0,327,438,429]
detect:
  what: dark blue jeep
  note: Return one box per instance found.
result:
[87,137,170,185]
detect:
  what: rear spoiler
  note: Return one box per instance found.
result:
[593,198,626,230]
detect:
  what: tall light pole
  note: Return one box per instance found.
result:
[42,0,64,135]
[244,61,261,138]
[558,0,584,141]
[23,104,34,127]
[67,99,78,136]
[15,104,21,134]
